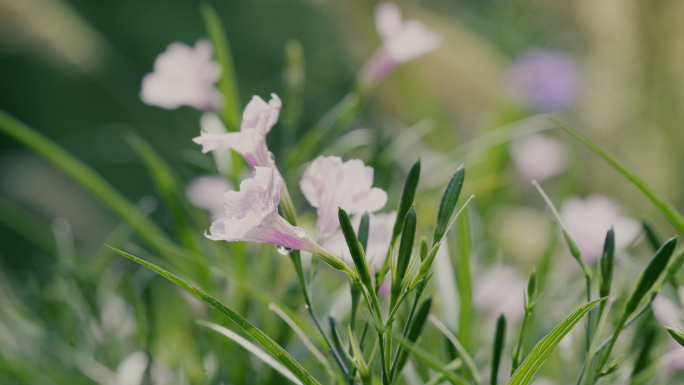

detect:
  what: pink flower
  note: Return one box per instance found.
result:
[205,166,317,252]
[140,39,223,111]
[300,156,388,239]
[361,3,442,84]
[510,134,569,181]
[185,176,234,221]
[193,94,282,169]
[560,195,641,264]
[323,211,397,269]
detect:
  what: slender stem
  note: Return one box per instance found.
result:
[389,281,427,381]
[511,309,530,373]
[597,314,627,376]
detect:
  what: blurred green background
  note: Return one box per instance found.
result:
[2,0,684,384]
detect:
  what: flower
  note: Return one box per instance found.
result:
[505,49,579,112]
[193,94,282,169]
[323,211,397,269]
[205,166,317,252]
[360,2,442,84]
[185,176,234,221]
[560,195,641,264]
[473,266,527,322]
[300,156,388,239]
[510,134,569,181]
[140,39,223,111]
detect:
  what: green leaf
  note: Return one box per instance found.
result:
[198,320,304,385]
[200,3,241,130]
[358,212,370,253]
[599,228,615,300]
[553,118,684,235]
[665,327,684,347]
[338,208,372,288]
[433,165,465,245]
[394,207,416,287]
[642,220,663,252]
[491,315,506,385]
[507,297,608,385]
[105,245,322,385]
[624,237,677,315]
[419,236,429,262]
[392,159,421,244]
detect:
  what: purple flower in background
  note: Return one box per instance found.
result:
[506,49,579,113]
[185,176,234,221]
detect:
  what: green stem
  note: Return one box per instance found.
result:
[511,309,531,373]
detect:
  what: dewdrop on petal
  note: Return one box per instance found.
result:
[140,39,223,111]
[360,2,442,85]
[300,156,388,239]
[193,94,282,169]
[560,195,641,264]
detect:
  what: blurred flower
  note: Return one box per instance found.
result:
[205,166,317,252]
[140,39,223,111]
[560,195,640,264]
[506,49,579,113]
[360,2,442,84]
[193,94,282,169]
[473,266,527,322]
[652,290,684,372]
[323,211,397,269]
[300,156,388,239]
[185,176,233,221]
[510,134,569,181]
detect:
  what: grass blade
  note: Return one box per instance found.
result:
[200,3,241,130]
[198,320,304,385]
[105,245,322,385]
[268,304,335,381]
[552,117,684,235]
[507,297,608,385]
[428,314,481,385]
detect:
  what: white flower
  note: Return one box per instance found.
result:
[206,166,317,252]
[473,266,527,322]
[185,176,234,221]
[510,134,569,181]
[323,211,397,269]
[361,3,442,84]
[140,39,223,111]
[193,94,282,169]
[300,156,388,239]
[560,195,641,264]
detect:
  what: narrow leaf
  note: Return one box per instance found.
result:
[198,320,304,385]
[429,314,481,385]
[507,297,608,385]
[105,245,321,385]
[491,315,506,385]
[433,165,465,245]
[642,220,663,252]
[358,212,370,253]
[457,209,473,352]
[339,208,372,288]
[553,118,684,235]
[392,159,421,244]
[665,327,684,347]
